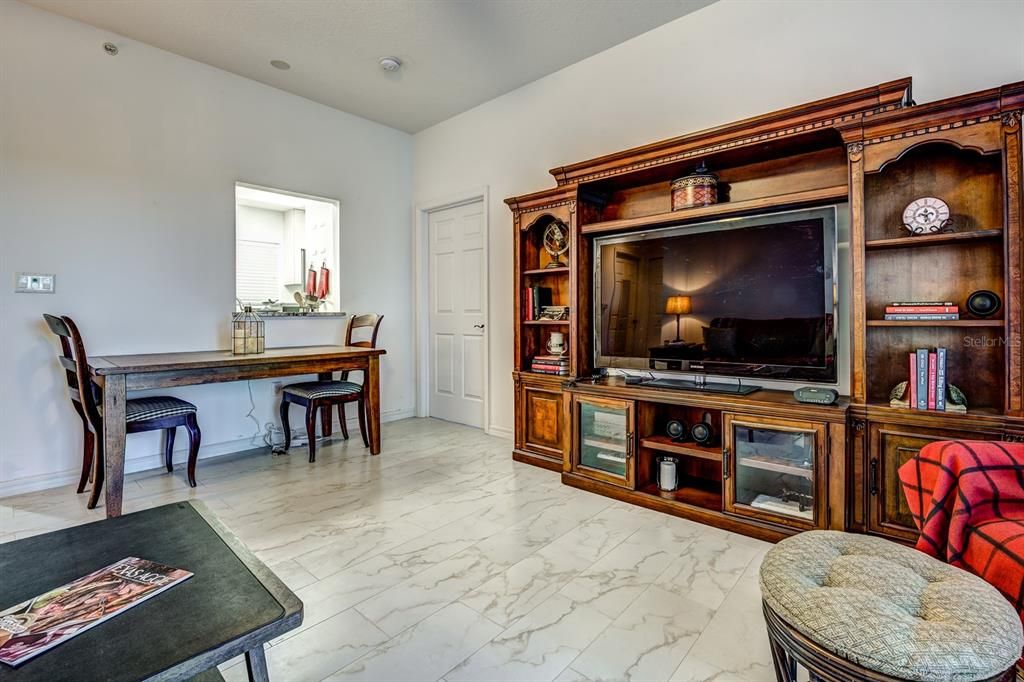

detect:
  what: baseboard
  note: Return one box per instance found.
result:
[0,407,416,499]
[486,424,514,439]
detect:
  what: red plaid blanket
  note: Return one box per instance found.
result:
[899,440,1024,658]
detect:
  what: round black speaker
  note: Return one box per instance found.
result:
[666,420,687,442]
[690,411,717,446]
[966,290,1001,318]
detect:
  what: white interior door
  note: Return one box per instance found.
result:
[429,200,486,428]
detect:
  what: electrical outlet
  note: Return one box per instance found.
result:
[15,272,55,294]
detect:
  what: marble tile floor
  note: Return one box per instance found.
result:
[0,418,775,682]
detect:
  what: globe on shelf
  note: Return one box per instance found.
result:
[543,220,570,269]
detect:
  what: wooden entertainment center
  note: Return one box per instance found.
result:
[507,77,1024,543]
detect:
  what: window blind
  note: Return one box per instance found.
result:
[236,239,281,305]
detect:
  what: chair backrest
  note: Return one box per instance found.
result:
[345,313,383,349]
[43,314,101,430]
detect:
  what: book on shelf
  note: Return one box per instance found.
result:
[906,348,948,412]
[884,313,960,321]
[915,349,929,410]
[936,347,947,411]
[524,286,552,321]
[885,305,958,314]
[0,557,192,667]
[908,352,917,408]
[927,352,937,410]
[532,355,568,363]
[531,368,569,375]
[531,364,569,372]
[890,301,955,306]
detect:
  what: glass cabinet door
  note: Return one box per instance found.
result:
[724,415,824,527]
[573,396,634,488]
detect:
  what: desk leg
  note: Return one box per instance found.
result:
[367,356,381,454]
[244,645,270,682]
[317,372,333,437]
[102,374,127,518]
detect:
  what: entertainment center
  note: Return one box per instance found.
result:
[507,77,1024,543]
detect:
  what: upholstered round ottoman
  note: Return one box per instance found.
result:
[759,531,1023,682]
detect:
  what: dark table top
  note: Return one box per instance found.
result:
[0,502,302,681]
[88,345,385,375]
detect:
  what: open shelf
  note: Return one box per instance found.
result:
[580,185,848,235]
[866,319,1003,327]
[523,319,570,326]
[863,402,1004,418]
[639,482,722,511]
[640,435,720,461]
[865,228,1003,250]
[523,266,570,276]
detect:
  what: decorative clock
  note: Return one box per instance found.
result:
[902,197,951,234]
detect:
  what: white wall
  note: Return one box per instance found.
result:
[413,0,1024,434]
[0,1,414,494]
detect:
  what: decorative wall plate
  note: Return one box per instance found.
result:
[902,197,950,234]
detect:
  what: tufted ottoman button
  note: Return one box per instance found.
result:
[759,531,1022,682]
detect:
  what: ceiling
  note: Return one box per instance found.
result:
[26,0,715,133]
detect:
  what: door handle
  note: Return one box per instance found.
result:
[869,458,879,496]
[473,324,485,329]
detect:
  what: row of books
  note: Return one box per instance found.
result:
[908,348,948,411]
[524,286,552,321]
[531,354,569,375]
[884,300,959,321]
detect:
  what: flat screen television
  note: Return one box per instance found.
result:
[594,206,838,384]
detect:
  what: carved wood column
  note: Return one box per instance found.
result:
[1003,110,1023,415]
[846,141,867,405]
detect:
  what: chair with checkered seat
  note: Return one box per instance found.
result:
[279,313,383,462]
[44,314,202,508]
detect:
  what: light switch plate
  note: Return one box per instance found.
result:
[15,272,56,294]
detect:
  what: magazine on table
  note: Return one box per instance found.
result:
[0,557,192,667]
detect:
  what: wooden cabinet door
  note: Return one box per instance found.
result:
[723,414,827,530]
[520,384,564,462]
[570,395,636,489]
[867,422,1001,542]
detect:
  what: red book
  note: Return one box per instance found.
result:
[927,352,938,410]
[909,352,917,409]
[886,305,958,314]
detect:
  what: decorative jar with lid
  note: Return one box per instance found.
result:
[671,162,719,210]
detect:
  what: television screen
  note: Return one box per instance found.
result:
[594,206,837,383]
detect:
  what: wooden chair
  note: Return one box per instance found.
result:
[44,314,202,508]
[279,313,383,462]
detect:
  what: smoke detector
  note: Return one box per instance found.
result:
[270,59,291,70]
[379,56,402,72]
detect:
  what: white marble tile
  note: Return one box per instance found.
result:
[280,553,413,643]
[651,533,762,610]
[445,594,611,682]
[326,602,502,682]
[681,571,774,681]
[266,558,318,591]
[670,654,745,682]
[559,534,677,620]
[224,608,389,682]
[571,585,715,682]
[553,667,592,682]
[355,546,504,636]
[460,544,592,627]
[292,516,426,578]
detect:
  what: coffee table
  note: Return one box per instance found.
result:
[0,501,302,681]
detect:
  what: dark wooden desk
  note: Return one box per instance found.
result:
[88,345,386,518]
[0,501,302,681]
